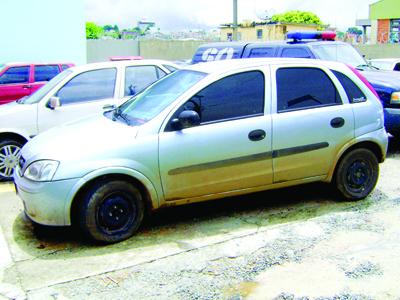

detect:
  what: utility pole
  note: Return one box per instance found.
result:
[233,0,238,41]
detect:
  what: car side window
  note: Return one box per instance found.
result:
[277,67,341,112]
[281,48,312,58]
[34,65,60,82]
[0,66,30,84]
[124,66,160,96]
[248,47,276,58]
[167,71,264,130]
[394,63,400,71]
[56,68,116,105]
[331,70,367,103]
[61,64,71,71]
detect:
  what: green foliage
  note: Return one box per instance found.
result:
[271,10,322,25]
[347,27,362,35]
[86,22,104,39]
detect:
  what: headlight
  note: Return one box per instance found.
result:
[23,160,59,182]
[391,92,400,104]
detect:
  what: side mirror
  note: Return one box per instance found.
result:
[47,96,61,110]
[171,110,200,130]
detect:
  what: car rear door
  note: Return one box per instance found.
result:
[0,65,31,103]
[159,69,273,201]
[270,64,354,183]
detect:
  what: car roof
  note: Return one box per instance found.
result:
[2,62,73,66]
[198,40,345,48]
[68,59,179,73]
[184,57,347,75]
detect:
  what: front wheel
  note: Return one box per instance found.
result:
[334,148,379,201]
[79,180,145,243]
[0,139,24,181]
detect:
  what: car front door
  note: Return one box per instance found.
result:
[271,66,354,183]
[159,69,273,201]
[37,67,119,132]
[0,65,31,103]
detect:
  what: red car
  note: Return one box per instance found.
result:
[0,62,74,105]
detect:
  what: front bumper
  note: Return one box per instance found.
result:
[14,170,80,226]
[384,108,400,134]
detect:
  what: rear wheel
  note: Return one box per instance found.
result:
[334,148,379,201]
[78,180,145,243]
[0,139,24,181]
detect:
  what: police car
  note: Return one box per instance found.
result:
[192,31,400,138]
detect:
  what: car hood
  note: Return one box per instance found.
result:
[21,114,139,164]
[361,70,400,91]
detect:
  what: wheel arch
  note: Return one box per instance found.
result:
[68,169,160,226]
[0,132,28,145]
[328,141,384,182]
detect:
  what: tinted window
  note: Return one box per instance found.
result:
[56,68,116,104]
[163,65,178,72]
[277,68,341,112]
[34,65,60,82]
[248,47,275,58]
[178,71,264,124]
[62,64,71,71]
[332,70,366,103]
[394,63,400,71]
[0,66,29,84]
[124,65,159,96]
[281,48,311,58]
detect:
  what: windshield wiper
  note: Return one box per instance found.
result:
[112,107,131,125]
[356,64,379,71]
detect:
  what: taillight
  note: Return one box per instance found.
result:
[347,64,380,99]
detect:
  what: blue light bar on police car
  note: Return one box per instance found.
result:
[287,31,336,41]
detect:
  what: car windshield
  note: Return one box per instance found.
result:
[19,69,73,104]
[110,70,206,126]
[311,44,367,69]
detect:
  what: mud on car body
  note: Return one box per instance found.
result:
[192,31,400,138]
[14,58,388,243]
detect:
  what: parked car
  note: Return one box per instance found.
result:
[0,59,178,181]
[0,62,74,105]
[369,58,400,71]
[192,31,400,137]
[14,58,388,243]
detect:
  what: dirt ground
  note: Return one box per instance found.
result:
[0,138,399,300]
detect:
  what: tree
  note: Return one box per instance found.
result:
[347,27,362,35]
[271,10,322,25]
[86,22,103,39]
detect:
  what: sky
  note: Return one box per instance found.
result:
[85,0,378,31]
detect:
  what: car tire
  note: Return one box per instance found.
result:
[334,148,379,201]
[79,180,145,243]
[0,139,24,181]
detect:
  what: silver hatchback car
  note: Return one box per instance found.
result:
[14,58,388,243]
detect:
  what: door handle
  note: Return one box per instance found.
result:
[330,117,345,128]
[22,85,31,89]
[248,129,266,141]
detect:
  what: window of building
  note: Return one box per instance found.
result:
[0,66,30,84]
[277,67,341,112]
[257,29,263,40]
[390,19,400,43]
[56,68,117,104]
[34,65,60,82]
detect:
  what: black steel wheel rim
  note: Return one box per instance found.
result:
[97,192,136,233]
[345,160,372,193]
